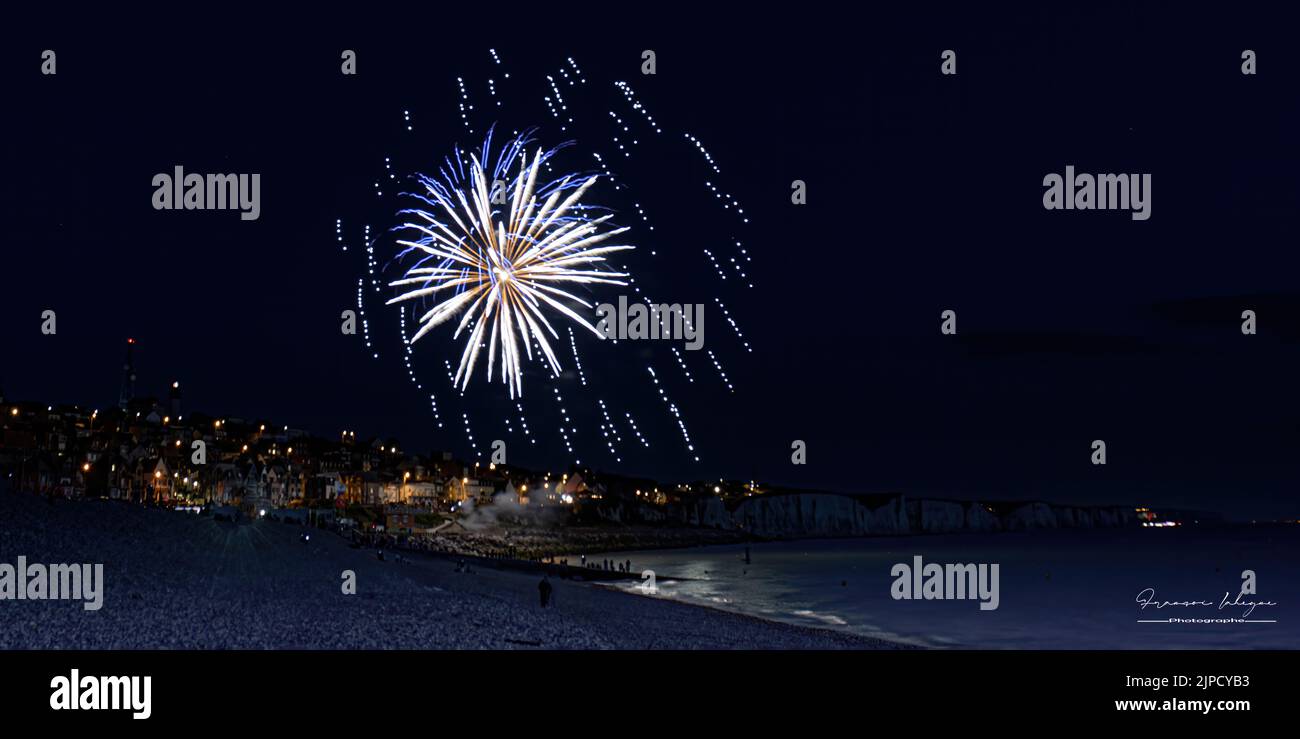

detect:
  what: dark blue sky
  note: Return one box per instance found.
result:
[2,6,1297,519]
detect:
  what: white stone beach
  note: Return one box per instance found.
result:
[0,493,903,650]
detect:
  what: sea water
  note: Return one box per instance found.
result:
[614,526,1299,648]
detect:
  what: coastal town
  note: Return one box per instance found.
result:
[0,376,675,523]
[0,342,770,560]
[2,341,1227,565]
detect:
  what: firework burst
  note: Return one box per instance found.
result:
[338,51,754,464]
[387,129,634,398]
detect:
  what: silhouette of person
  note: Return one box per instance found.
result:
[539,575,553,608]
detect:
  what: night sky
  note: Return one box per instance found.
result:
[3,7,1297,519]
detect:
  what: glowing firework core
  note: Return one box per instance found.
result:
[388,130,633,399]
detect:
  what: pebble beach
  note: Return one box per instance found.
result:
[0,494,904,650]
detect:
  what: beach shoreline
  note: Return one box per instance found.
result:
[0,493,908,650]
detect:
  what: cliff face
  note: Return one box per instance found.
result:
[727,493,908,538]
[592,492,1138,538]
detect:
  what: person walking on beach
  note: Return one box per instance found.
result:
[538,574,553,608]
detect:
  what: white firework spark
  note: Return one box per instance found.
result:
[387,128,633,398]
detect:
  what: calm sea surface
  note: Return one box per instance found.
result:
[613,527,1299,648]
